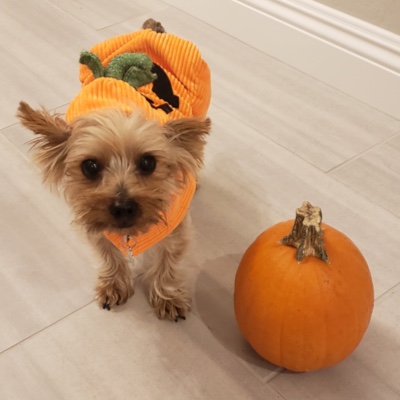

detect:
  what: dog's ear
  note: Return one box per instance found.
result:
[17,101,71,188]
[165,117,211,168]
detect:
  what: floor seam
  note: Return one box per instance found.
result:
[326,130,400,175]
[374,283,400,305]
[0,301,95,356]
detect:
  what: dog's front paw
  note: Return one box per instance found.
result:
[150,288,191,321]
[95,277,134,310]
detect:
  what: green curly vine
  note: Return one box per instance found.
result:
[79,51,157,89]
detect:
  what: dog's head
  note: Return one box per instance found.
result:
[17,101,211,235]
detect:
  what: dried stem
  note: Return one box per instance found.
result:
[280,201,329,262]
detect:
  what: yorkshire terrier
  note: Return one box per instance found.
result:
[17,19,211,321]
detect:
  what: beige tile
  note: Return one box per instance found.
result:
[0,0,110,129]
[330,134,400,217]
[0,298,282,400]
[101,7,400,172]
[189,252,283,382]
[0,135,96,352]
[48,0,168,30]
[269,284,400,400]
[2,122,33,157]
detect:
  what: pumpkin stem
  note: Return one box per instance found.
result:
[280,201,329,262]
[79,51,105,78]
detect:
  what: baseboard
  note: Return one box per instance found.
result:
[164,0,400,120]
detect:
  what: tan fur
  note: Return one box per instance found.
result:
[17,102,71,188]
[17,101,210,321]
[146,215,192,320]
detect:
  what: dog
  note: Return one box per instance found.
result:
[17,19,211,321]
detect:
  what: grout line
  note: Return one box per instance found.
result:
[0,301,95,356]
[374,282,400,305]
[0,121,20,132]
[211,102,400,178]
[210,102,325,173]
[265,366,285,383]
[266,380,289,399]
[326,130,400,174]
[1,102,69,132]
[1,102,70,161]
[326,170,400,220]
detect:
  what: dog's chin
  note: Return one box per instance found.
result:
[109,222,139,236]
[96,220,146,236]
[79,219,134,235]
[79,212,163,236]
[115,221,135,230]
[83,223,136,236]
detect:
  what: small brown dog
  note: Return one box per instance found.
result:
[17,19,211,321]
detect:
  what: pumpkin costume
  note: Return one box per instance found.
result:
[65,26,211,256]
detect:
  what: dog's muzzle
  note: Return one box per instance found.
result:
[109,199,140,228]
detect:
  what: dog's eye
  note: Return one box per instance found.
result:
[138,155,156,175]
[81,159,101,180]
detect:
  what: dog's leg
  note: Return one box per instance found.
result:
[145,216,192,321]
[142,18,165,33]
[90,233,134,310]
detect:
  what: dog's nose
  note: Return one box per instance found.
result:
[109,199,140,227]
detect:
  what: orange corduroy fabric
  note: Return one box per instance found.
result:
[65,28,211,256]
[65,28,211,124]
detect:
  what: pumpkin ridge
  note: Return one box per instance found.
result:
[278,263,295,367]
[313,259,329,370]
[282,260,307,370]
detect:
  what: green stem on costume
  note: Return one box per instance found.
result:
[105,53,157,88]
[79,51,157,89]
[79,51,105,78]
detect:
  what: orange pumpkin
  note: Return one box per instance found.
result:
[234,202,374,372]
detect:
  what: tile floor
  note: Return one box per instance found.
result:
[1,0,400,399]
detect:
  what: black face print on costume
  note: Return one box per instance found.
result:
[144,63,180,114]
